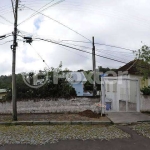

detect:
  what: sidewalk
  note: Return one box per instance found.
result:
[107,112,150,124]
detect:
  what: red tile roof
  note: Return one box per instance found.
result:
[118,59,150,75]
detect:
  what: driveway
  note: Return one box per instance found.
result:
[107,112,150,124]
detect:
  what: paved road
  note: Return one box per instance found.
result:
[0,126,150,150]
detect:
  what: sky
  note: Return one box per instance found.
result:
[0,0,150,75]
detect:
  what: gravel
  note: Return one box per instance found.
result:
[130,123,150,138]
[0,125,130,145]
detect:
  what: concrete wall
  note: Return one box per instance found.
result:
[140,95,150,112]
[0,98,100,114]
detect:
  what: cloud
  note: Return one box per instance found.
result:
[0,0,150,75]
[33,16,43,30]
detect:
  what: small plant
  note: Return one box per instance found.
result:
[141,86,150,95]
[93,103,106,114]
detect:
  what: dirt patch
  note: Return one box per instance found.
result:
[0,113,108,122]
[78,110,101,118]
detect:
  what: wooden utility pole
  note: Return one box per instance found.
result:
[92,37,96,96]
[12,0,19,121]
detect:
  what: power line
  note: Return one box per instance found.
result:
[61,46,103,65]
[19,5,92,42]
[16,30,133,59]
[0,34,13,40]
[0,14,13,24]
[46,1,150,31]
[29,43,50,69]
[18,0,55,25]
[34,38,127,64]
[59,41,133,62]
[61,40,136,52]
[17,33,134,62]
[61,40,135,55]
[0,40,13,45]
[95,43,136,52]
[0,39,23,45]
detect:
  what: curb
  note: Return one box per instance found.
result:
[0,121,112,126]
[111,122,150,126]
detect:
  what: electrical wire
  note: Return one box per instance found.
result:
[61,40,135,56]
[19,5,92,42]
[34,38,127,64]
[61,46,103,65]
[18,0,55,25]
[61,40,136,52]
[0,14,13,24]
[0,34,13,40]
[29,43,50,69]
[16,31,135,63]
[0,39,24,45]
[59,41,133,62]
[17,32,135,63]
[0,40,13,45]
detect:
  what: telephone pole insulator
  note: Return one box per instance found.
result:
[24,37,33,44]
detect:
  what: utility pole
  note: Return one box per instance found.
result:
[92,36,96,96]
[11,0,19,121]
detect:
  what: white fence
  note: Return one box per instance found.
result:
[101,77,140,113]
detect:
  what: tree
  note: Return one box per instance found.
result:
[2,64,76,101]
[135,45,150,79]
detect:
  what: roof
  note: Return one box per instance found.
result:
[0,89,7,93]
[118,59,150,75]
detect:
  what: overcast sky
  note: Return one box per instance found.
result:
[0,0,150,75]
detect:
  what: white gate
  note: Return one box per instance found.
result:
[101,77,140,113]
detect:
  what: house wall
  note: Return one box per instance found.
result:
[130,74,150,88]
[103,76,139,112]
[71,83,84,96]
[0,93,6,100]
[103,78,117,111]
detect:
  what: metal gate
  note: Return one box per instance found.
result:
[101,77,140,113]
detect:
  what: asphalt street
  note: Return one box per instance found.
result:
[0,126,150,150]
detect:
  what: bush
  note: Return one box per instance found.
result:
[141,86,150,95]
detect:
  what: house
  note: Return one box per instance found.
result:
[66,72,87,96]
[0,89,7,100]
[101,60,145,112]
[117,59,150,88]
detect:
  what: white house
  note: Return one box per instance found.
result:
[101,60,148,112]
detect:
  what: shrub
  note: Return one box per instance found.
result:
[141,86,150,95]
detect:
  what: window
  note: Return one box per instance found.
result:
[107,84,110,92]
[113,83,117,92]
